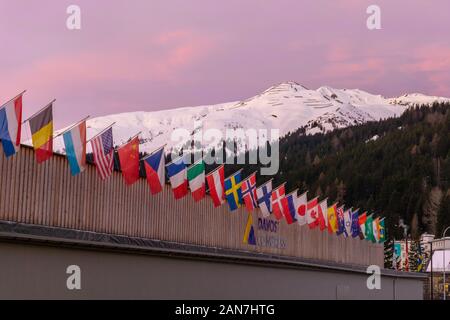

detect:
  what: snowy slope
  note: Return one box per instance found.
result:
[53,81,449,154]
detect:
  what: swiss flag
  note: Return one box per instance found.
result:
[118,136,140,185]
[306,197,319,229]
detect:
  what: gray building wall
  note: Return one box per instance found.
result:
[0,240,424,300]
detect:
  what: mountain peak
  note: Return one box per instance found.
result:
[53,82,450,154]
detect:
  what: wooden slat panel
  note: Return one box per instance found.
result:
[0,144,384,266]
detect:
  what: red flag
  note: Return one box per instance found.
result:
[118,136,140,185]
[271,184,286,220]
[306,197,319,229]
[206,165,225,207]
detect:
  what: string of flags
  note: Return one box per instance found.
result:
[0,91,386,243]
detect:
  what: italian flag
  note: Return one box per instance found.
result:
[187,160,206,202]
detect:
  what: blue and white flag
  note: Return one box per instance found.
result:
[256,180,272,217]
[0,94,23,157]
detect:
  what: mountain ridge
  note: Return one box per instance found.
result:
[54,81,450,154]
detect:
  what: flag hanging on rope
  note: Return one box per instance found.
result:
[271,184,286,220]
[187,160,206,202]
[372,216,380,243]
[63,120,86,176]
[166,157,188,199]
[0,93,23,157]
[306,197,319,229]
[327,203,339,234]
[281,189,298,225]
[344,208,352,237]
[29,103,53,163]
[256,180,272,217]
[358,211,367,239]
[351,209,360,238]
[336,205,346,236]
[206,165,225,207]
[318,199,328,231]
[241,172,258,212]
[365,214,375,242]
[143,146,165,194]
[118,136,140,185]
[295,191,308,226]
[91,127,114,180]
[224,171,242,211]
[378,218,386,243]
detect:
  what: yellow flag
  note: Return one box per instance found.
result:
[327,204,338,234]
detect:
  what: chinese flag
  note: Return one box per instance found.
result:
[118,136,140,185]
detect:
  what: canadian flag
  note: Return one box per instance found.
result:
[306,197,319,228]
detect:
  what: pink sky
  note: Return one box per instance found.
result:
[1,0,449,128]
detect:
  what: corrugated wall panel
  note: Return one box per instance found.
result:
[0,145,384,266]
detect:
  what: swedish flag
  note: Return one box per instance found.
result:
[225,171,243,211]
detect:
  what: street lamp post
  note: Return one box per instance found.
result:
[443,226,450,301]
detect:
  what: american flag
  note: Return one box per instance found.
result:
[91,127,114,180]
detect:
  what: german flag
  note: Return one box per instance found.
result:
[29,104,53,163]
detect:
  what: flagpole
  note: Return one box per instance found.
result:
[116,131,141,150]
[53,115,90,139]
[206,164,225,177]
[22,99,56,124]
[226,168,243,179]
[141,144,167,161]
[242,170,258,181]
[86,122,116,143]
[0,90,26,109]
[272,182,286,192]
[257,178,274,189]
[286,188,299,197]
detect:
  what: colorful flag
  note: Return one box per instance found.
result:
[187,160,206,202]
[256,180,272,217]
[206,165,225,207]
[378,218,386,243]
[91,127,114,180]
[358,211,367,239]
[306,197,319,229]
[271,184,286,220]
[365,214,375,242]
[118,136,140,185]
[243,212,256,245]
[143,147,165,194]
[318,199,328,231]
[29,103,53,163]
[295,191,308,226]
[344,208,352,237]
[351,209,360,238]
[166,157,188,199]
[336,205,346,236]
[281,189,298,225]
[372,216,380,243]
[241,172,258,212]
[224,171,242,211]
[327,203,339,234]
[0,94,23,157]
[62,121,86,176]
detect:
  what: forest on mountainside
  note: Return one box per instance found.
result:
[233,103,450,240]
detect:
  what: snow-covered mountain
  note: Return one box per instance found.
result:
[54,81,450,154]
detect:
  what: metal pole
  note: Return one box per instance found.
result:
[443,226,450,300]
[430,241,433,300]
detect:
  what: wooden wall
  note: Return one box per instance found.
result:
[0,145,383,266]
